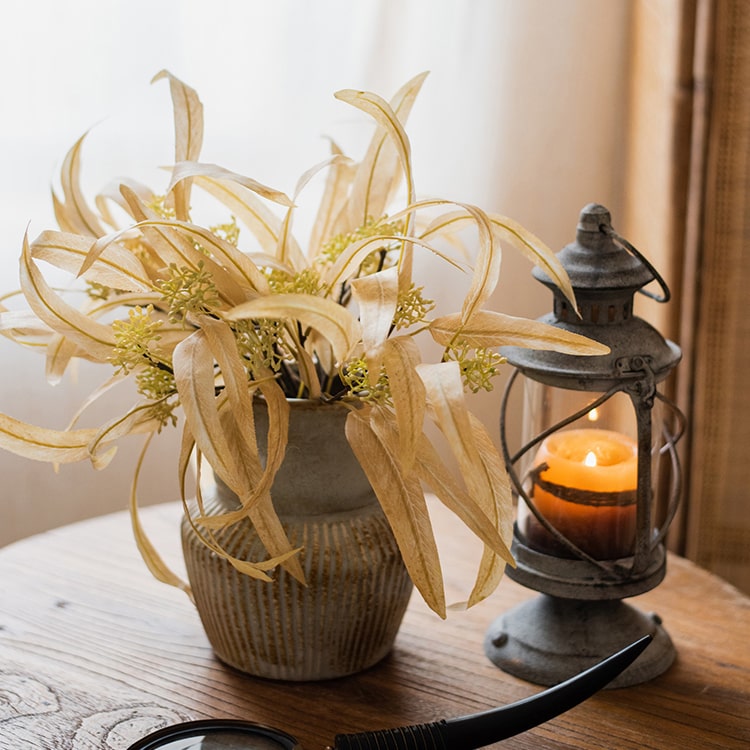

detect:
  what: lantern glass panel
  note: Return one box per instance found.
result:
[516,383,662,562]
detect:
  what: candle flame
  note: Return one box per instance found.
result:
[584,451,598,467]
[587,407,599,422]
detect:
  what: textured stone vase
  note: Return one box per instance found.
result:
[181,400,414,681]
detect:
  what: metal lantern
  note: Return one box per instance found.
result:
[484,204,686,688]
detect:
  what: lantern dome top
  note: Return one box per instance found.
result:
[533,203,653,293]
[504,204,681,391]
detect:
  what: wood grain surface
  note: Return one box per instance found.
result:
[1,501,748,749]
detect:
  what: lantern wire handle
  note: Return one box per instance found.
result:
[600,224,671,304]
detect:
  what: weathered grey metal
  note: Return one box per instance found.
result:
[486,204,684,687]
[484,596,675,688]
[506,527,668,600]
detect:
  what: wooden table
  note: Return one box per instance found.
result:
[1,501,748,750]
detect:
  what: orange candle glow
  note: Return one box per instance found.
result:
[525,428,638,560]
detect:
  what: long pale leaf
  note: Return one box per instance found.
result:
[167,161,293,207]
[308,139,356,256]
[0,414,107,465]
[130,432,193,594]
[242,490,305,583]
[174,324,302,580]
[489,214,577,311]
[459,204,499,323]
[85,213,266,303]
[87,401,163,467]
[53,132,106,237]
[430,310,609,354]
[172,329,240,489]
[371,411,513,564]
[0,309,52,335]
[179,430,297,582]
[196,317,277,521]
[419,206,578,312]
[276,157,338,270]
[416,361,492,506]
[381,336,425,472]
[334,87,415,223]
[144,218,269,298]
[349,265,398,352]
[323,232,447,298]
[81,186,195,276]
[192,174,287,255]
[464,413,515,607]
[153,70,204,221]
[334,73,426,230]
[31,230,153,291]
[402,199,499,323]
[411,430,509,557]
[346,407,445,617]
[45,332,79,385]
[417,363,515,607]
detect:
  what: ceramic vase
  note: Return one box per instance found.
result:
[181,400,414,681]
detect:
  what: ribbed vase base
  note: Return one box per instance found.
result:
[182,504,413,681]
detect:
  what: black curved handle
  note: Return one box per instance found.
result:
[333,635,652,750]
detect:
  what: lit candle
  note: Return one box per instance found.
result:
[524,428,638,560]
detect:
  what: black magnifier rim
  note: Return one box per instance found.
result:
[126,718,301,750]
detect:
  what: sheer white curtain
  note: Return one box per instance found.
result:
[0,0,632,543]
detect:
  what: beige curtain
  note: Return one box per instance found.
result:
[625,0,750,595]
[682,0,750,593]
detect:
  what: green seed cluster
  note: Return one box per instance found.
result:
[445,342,505,393]
[157,261,221,324]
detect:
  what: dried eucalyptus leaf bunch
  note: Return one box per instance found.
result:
[0,71,606,616]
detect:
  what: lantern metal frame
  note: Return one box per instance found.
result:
[484,204,687,688]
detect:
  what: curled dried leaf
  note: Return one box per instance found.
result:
[431,310,610,355]
[54,133,107,237]
[0,414,107,466]
[167,161,294,208]
[20,233,116,362]
[153,70,204,221]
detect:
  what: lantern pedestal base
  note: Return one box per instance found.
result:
[484,595,675,688]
